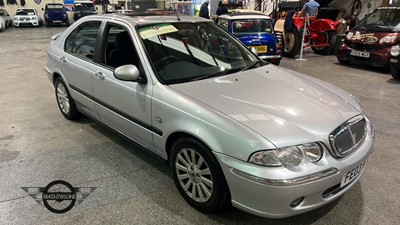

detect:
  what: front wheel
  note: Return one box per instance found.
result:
[311,31,336,55]
[170,137,230,212]
[391,65,400,80]
[283,28,301,57]
[54,78,81,120]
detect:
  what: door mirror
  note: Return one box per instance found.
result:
[114,65,146,83]
[251,47,258,55]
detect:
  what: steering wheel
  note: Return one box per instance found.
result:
[154,55,179,68]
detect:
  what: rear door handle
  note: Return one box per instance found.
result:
[95,72,105,80]
[59,56,67,63]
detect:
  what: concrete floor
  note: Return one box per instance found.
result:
[0,27,399,225]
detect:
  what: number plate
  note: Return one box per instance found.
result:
[390,58,398,63]
[53,20,62,23]
[350,50,370,58]
[250,45,267,54]
[341,161,365,187]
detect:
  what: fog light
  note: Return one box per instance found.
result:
[391,45,400,57]
[290,197,304,207]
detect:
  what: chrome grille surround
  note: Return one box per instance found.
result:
[329,115,367,158]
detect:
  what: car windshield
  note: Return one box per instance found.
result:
[356,7,400,31]
[74,3,94,11]
[139,22,262,84]
[16,9,35,16]
[46,4,65,11]
[232,19,273,34]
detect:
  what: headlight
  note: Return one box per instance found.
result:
[391,45,400,57]
[31,17,37,20]
[276,146,303,168]
[299,143,323,163]
[63,13,68,18]
[249,143,322,169]
[249,150,281,166]
[380,36,397,44]
[14,17,19,21]
[45,14,48,19]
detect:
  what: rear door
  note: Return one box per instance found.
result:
[60,20,102,117]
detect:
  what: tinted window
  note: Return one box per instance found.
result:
[232,19,273,34]
[101,24,139,69]
[64,21,101,61]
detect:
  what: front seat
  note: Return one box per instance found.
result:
[109,31,138,68]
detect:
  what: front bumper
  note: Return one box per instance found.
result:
[214,119,374,218]
[13,20,40,27]
[259,54,282,65]
[336,42,391,68]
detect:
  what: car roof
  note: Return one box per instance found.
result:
[219,13,271,20]
[83,14,210,26]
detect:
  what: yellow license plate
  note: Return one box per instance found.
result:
[251,45,267,53]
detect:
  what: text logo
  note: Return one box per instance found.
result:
[22,180,96,214]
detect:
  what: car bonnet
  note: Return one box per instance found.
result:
[170,65,361,147]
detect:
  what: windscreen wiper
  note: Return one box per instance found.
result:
[240,61,261,72]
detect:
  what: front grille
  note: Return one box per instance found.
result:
[345,41,383,51]
[329,115,367,158]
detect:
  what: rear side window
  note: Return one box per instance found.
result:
[64,21,102,61]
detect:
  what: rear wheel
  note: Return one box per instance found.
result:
[311,31,336,55]
[170,137,230,212]
[391,65,400,80]
[283,28,301,57]
[54,77,81,120]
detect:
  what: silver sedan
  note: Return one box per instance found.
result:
[45,14,374,218]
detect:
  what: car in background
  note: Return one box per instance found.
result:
[73,0,97,21]
[13,8,42,28]
[116,9,134,14]
[218,12,282,65]
[46,14,374,218]
[336,4,400,72]
[390,45,400,79]
[43,3,69,27]
[0,9,12,28]
[0,17,5,32]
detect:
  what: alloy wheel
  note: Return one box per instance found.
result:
[175,147,213,202]
[56,83,70,115]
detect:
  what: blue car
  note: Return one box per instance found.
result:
[43,3,69,27]
[218,12,282,65]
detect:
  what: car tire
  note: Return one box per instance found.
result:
[45,19,50,27]
[65,19,70,27]
[170,137,231,213]
[391,66,400,80]
[54,77,81,120]
[311,31,336,55]
[283,28,301,57]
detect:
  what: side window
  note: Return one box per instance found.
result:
[64,21,101,61]
[219,19,228,31]
[102,24,139,69]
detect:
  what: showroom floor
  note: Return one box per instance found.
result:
[0,27,399,225]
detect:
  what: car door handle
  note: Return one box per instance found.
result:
[95,72,105,80]
[59,56,67,63]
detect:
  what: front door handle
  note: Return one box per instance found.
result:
[95,72,105,80]
[59,56,67,63]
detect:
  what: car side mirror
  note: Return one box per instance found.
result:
[251,47,258,56]
[114,65,146,84]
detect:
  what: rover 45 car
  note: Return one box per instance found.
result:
[45,14,374,218]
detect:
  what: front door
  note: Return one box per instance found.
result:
[91,22,154,149]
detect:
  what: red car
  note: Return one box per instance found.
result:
[336,4,400,71]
